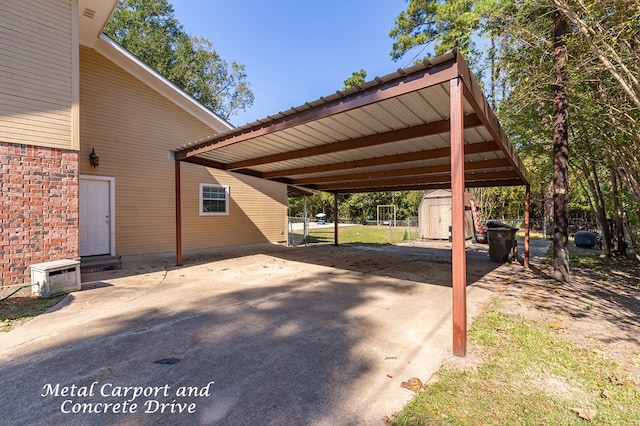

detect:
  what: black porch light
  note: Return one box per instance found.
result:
[89,148,99,167]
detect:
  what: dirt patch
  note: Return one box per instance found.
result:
[0,295,66,332]
[481,245,640,382]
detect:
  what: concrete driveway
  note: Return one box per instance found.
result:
[0,240,549,425]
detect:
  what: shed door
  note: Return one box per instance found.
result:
[429,205,451,239]
[80,179,111,256]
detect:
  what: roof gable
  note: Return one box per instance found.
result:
[78,0,231,134]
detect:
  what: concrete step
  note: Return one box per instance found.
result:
[80,255,122,274]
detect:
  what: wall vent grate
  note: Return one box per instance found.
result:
[83,8,96,19]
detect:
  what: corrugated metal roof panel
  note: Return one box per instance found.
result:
[378,97,424,127]
[174,50,529,193]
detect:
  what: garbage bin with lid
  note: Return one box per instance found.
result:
[488,228,517,262]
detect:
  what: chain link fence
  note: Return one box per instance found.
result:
[287,217,419,246]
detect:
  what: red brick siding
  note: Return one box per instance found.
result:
[0,142,79,286]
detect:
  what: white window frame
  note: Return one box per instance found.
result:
[199,183,229,216]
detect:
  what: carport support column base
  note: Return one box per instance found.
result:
[451,76,467,357]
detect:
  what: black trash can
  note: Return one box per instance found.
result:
[574,230,597,248]
[488,228,517,262]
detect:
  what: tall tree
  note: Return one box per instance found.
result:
[610,164,628,256]
[389,0,640,269]
[342,69,368,90]
[551,9,570,281]
[552,0,640,110]
[104,0,253,119]
[578,158,611,255]
[389,0,485,71]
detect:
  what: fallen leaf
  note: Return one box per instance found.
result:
[386,374,393,379]
[496,327,506,334]
[609,376,625,386]
[600,389,612,399]
[549,323,566,329]
[400,377,423,392]
[571,407,597,421]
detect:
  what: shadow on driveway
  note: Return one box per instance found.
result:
[0,242,539,425]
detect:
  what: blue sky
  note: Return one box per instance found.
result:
[170,0,412,126]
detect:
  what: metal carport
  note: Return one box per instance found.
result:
[173,49,531,357]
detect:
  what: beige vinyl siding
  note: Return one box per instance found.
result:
[0,0,76,150]
[79,47,287,255]
[181,167,288,248]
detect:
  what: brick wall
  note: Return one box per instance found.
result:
[0,142,79,286]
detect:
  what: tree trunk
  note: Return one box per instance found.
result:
[552,0,640,109]
[580,160,611,255]
[544,183,554,240]
[611,166,627,257]
[552,10,570,282]
[616,145,640,208]
[623,212,640,262]
[490,36,496,109]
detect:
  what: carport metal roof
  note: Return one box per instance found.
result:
[174,50,529,192]
[172,50,532,357]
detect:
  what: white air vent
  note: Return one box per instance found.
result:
[83,8,96,19]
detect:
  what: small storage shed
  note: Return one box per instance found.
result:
[418,190,476,240]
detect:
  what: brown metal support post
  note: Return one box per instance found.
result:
[524,184,531,268]
[333,193,339,246]
[175,159,183,266]
[450,76,467,357]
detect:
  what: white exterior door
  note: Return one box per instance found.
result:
[80,179,111,256]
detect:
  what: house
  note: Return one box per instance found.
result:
[418,190,477,240]
[0,0,288,286]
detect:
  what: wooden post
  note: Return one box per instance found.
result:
[450,76,467,357]
[333,193,339,246]
[175,160,183,266]
[524,185,531,268]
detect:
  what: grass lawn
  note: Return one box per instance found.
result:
[390,309,640,425]
[516,230,546,240]
[292,224,420,245]
[389,246,640,425]
[293,224,546,245]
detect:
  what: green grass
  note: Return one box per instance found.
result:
[292,224,419,245]
[541,238,637,272]
[516,230,546,240]
[570,252,639,271]
[0,294,66,332]
[390,310,640,425]
[294,225,547,245]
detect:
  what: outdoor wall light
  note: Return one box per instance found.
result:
[89,148,99,167]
